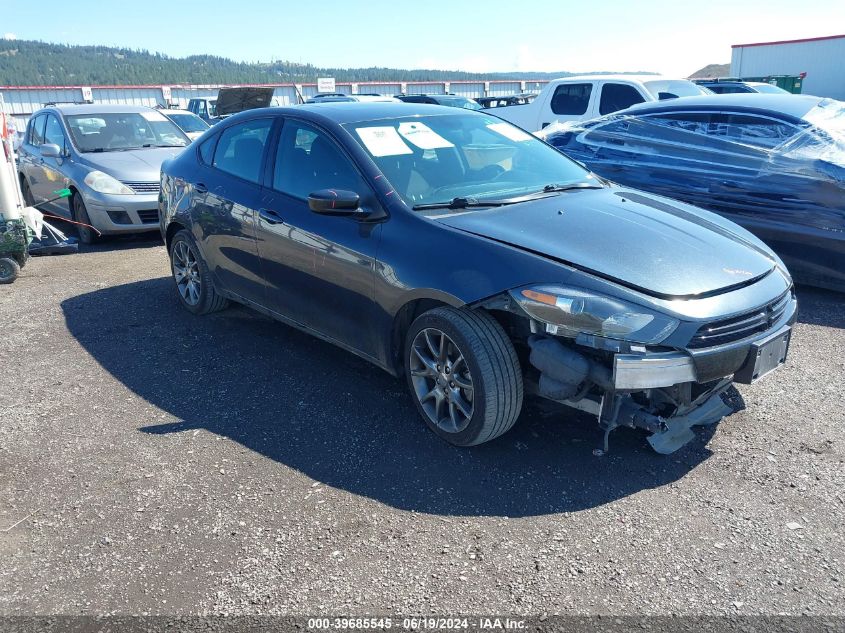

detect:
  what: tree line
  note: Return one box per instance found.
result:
[0,39,590,85]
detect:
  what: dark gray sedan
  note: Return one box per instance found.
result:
[159,103,795,454]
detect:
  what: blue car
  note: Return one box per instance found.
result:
[542,94,845,292]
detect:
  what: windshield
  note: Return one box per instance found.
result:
[65,111,190,152]
[167,113,209,133]
[345,113,594,207]
[803,99,845,146]
[208,100,217,117]
[644,80,708,99]
[436,96,483,110]
[752,83,790,94]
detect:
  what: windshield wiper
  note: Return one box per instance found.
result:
[412,182,605,211]
[412,197,513,211]
[142,143,187,148]
[541,182,604,193]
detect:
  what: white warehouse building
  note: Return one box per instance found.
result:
[731,34,845,100]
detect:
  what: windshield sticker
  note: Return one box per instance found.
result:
[397,122,454,150]
[356,126,413,157]
[140,111,168,122]
[487,122,532,142]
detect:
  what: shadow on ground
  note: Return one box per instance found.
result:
[62,278,725,517]
[795,285,845,329]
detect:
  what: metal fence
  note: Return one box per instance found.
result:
[0,79,551,130]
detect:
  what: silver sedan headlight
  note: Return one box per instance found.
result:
[510,285,679,345]
[84,170,134,195]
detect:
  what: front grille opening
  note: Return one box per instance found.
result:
[137,209,159,224]
[121,181,159,194]
[689,291,790,348]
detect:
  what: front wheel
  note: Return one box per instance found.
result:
[169,229,229,315]
[405,307,524,446]
[72,194,99,245]
[0,257,21,284]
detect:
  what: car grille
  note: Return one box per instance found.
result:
[122,181,160,193]
[137,209,159,224]
[689,291,791,349]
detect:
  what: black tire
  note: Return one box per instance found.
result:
[0,257,21,284]
[72,194,99,245]
[20,178,35,207]
[169,229,229,315]
[405,306,523,446]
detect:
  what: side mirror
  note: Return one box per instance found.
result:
[307,189,364,216]
[40,143,62,158]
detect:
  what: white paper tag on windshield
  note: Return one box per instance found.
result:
[140,111,168,122]
[397,122,454,150]
[356,126,413,157]
[487,122,532,142]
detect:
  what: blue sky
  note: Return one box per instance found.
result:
[2,0,843,77]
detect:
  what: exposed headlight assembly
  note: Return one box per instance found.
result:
[84,170,134,195]
[510,285,679,345]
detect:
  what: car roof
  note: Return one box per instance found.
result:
[619,93,825,121]
[43,103,162,115]
[232,102,474,126]
[160,109,196,115]
[555,74,677,84]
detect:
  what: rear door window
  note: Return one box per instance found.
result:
[28,114,46,146]
[599,83,646,115]
[211,118,273,183]
[711,114,800,149]
[549,83,592,115]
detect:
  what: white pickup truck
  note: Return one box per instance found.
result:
[485,75,709,131]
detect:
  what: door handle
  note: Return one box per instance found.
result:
[259,208,283,224]
[194,182,208,194]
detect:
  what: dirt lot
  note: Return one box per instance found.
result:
[0,237,843,617]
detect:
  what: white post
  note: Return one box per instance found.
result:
[0,95,22,220]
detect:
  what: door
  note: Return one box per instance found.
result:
[18,114,47,203]
[597,82,647,116]
[255,118,384,357]
[35,114,72,215]
[542,82,594,128]
[192,117,274,304]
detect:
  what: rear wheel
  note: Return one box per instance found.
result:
[0,257,21,284]
[169,229,229,315]
[405,307,523,446]
[72,194,99,245]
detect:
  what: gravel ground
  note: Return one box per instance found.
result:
[0,237,843,617]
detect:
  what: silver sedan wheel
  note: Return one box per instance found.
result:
[172,240,201,306]
[409,328,474,434]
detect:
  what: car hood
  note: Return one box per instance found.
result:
[433,187,778,299]
[215,87,275,116]
[78,147,185,182]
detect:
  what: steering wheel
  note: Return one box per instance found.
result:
[473,164,506,181]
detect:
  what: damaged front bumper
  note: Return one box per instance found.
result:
[528,323,792,454]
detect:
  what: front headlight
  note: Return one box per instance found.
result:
[510,285,679,344]
[84,170,134,195]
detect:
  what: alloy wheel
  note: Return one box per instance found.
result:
[172,240,201,306]
[409,328,474,434]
